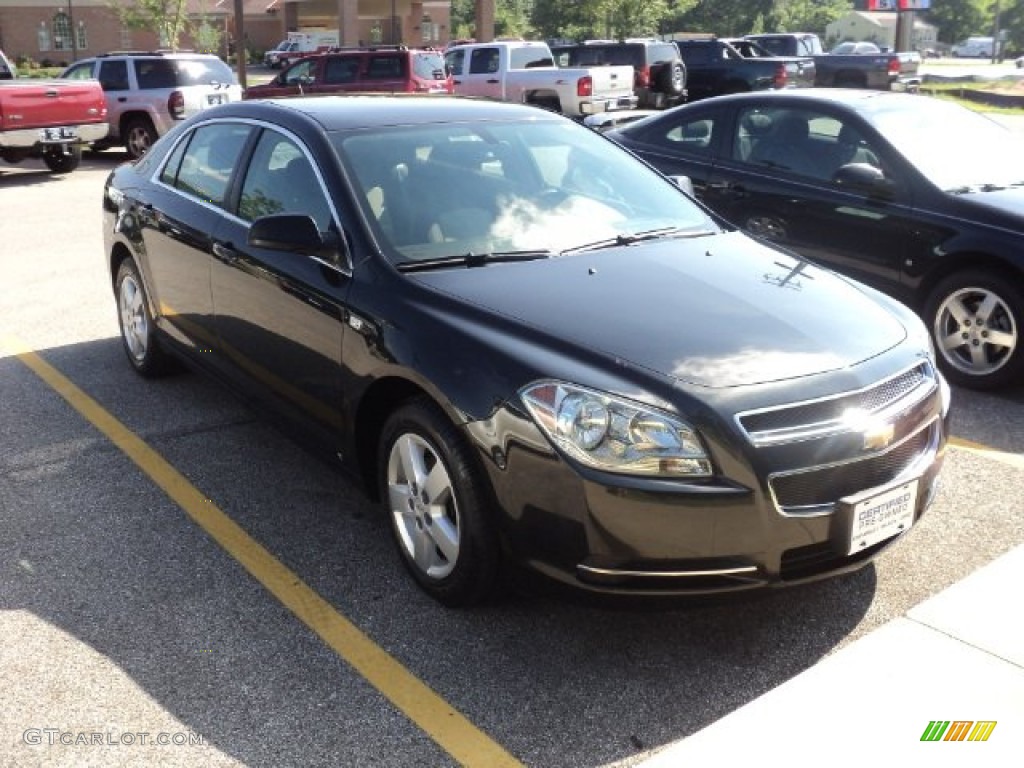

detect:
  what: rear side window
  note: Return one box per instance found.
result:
[469,48,500,74]
[324,56,361,83]
[98,60,129,91]
[365,55,405,79]
[168,124,252,207]
[135,57,235,89]
[134,60,178,89]
[509,47,553,69]
[62,61,96,80]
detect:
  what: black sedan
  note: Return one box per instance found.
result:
[103,96,949,606]
[608,89,1024,390]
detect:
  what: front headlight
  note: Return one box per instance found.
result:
[520,380,712,478]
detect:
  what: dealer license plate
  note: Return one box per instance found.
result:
[845,479,918,555]
[39,126,77,142]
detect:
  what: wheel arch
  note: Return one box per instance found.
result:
[913,251,1024,311]
[354,376,443,501]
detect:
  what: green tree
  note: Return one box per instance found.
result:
[110,0,191,50]
[771,0,853,35]
[598,0,671,39]
[925,0,987,45]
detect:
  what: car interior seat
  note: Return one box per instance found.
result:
[748,112,817,176]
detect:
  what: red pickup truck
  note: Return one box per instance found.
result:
[0,61,108,174]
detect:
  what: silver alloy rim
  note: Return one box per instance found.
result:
[386,433,460,580]
[119,273,148,362]
[935,286,1017,376]
[127,127,151,158]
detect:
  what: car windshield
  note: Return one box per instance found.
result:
[333,118,718,265]
[863,97,1024,191]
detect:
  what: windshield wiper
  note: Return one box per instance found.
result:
[560,227,716,255]
[946,182,1011,194]
[396,249,554,273]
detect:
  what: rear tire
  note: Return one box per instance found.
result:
[924,270,1024,390]
[123,117,158,160]
[115,258,175,378]
[42,146,81,174]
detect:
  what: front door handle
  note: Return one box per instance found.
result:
[212,241,239,264]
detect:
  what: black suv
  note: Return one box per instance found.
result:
[551,39,686,109]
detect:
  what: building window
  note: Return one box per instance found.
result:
[76,22,88,50]
[38,21,52,52]
[120,28,133,50]
[53,11,71,51]
[422,15,437,43]
[370,21,382,44]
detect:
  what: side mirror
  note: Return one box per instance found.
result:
[833,162,888,193]
[249,214,344,263]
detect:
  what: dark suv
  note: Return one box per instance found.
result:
[551,39,686,109]
[244,46,452,100]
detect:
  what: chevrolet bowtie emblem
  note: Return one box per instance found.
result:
[862,422,896,451]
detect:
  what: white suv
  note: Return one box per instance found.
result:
[60,51,242,159]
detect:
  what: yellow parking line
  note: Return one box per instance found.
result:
[948,436,1024,470]
[3,336,523,768]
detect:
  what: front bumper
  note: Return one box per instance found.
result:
[482,360,950,597]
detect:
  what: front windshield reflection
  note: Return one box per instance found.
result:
[334,118,717,263]
[866,98,1024,191]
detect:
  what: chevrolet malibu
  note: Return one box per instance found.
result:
[103,96,950,606]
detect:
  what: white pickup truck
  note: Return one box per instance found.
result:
[443,40,637,118]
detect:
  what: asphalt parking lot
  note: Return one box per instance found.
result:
[2,137,1023,767]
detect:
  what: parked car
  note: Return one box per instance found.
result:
[245,45,452,99]
[60,51,243,159]
[550,39,686,109]
[1016,55,1023,69]
[443,40,637,117]
[951,36,994,58]
[606,89,1024,389]
[103,95,949,606]
[674,36,814,100]
[0,74,108,173]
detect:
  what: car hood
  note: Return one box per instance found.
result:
[412,231,908,388]
[955,186,1024,221]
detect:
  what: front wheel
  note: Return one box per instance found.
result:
[378,398,500,607]
[115,258,175,377]
[42,145,81,174]
[924,270,1024,390]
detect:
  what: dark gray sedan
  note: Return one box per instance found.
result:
[103,96,949,606]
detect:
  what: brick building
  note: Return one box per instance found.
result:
[0,0,453,68]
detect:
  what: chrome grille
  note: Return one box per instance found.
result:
[737,363,932,445]
[770,426,932,510]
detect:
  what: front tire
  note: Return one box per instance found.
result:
[42,145,81,174]
[115,258,175,377]
[378,398,500,607]
[924,270,1024,390]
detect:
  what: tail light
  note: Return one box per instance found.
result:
[577,76,593,98]
[636,66,650,89]
[168,90,185,119]
[773,64,788,89]
[887,57,901,77]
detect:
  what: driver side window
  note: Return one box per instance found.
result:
[283,59,317,85]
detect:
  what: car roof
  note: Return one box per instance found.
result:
[691,88,916,109]
[211,95,563,130]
